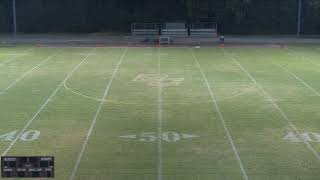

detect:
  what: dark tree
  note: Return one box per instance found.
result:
[0,0,319,34]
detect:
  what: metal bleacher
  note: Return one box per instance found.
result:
[161,23,188,36]
[190,23,217,36]
[131,22,217,37]
[131,23,160,36]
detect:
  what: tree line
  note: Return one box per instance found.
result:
[0,0,319,34]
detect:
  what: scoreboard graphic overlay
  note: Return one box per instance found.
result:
[1,156,54,178]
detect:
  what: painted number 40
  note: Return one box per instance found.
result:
[284,132,320,143]
[0,130,40,142]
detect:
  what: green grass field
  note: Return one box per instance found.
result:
[0,44,320,180]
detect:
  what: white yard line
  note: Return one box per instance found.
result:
[276,48,320,96]
[0,56,17,65]
[69,48,128,180]
[254,48,320,97]
[0,54,56,96]
[157,48,163,180]
[277,65,320,97]
[223,50,320,161]
[285,48,320,67]
[0,48,34,66]
[191,50,249,180]
[1,48,96,156]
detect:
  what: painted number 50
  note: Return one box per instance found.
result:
[139,132,180,142]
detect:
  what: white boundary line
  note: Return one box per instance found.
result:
[222,50,320,161]
[1,48,96,156]
[277,65,320,97]
[69,48,128,180]
[157,48,163,180]
[0,54,56,96]
[191,50,249,180]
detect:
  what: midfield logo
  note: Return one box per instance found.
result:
[133,74,184,87]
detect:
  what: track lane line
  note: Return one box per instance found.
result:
[69,48,128,180]
[1,48,96,156]
[223,50,320,161]
[192,50,249,180]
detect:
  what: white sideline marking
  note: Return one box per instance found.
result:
[192,50,249,180]
[1,48,96,157]
[0,54,56,96]
[157,48,163,180]
[69,48,128,180]
[277,65,320,97]
[224,51,320,161]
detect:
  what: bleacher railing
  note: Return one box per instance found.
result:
[131,22,217,36]
[161,23,188,36]
[190,22,217,36]
[131,23,161,36]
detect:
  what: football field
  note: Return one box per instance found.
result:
[0,45,320,180]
